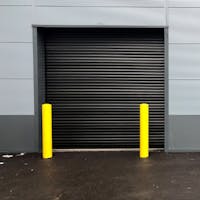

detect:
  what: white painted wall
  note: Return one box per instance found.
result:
[0,0,166,115]
[0,0,200,116]
[168,3,200,115]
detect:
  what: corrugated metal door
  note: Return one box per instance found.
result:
[44,28,165,149]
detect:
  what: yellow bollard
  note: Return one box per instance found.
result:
[140,103,149,158]
[42,103,53,159]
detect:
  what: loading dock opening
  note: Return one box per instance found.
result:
[34,27,166,150]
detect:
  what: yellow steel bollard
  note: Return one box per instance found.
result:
[140,103,149,158]
[42,103,53,159]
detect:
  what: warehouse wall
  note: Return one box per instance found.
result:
[0,1,35,152]
[0,0,199,152]
[168,1,200,151]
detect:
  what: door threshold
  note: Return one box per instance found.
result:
[53,148,163,152]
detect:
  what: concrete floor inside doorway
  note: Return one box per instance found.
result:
[0,152,200,200]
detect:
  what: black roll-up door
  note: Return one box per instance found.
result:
[44,28,165,149]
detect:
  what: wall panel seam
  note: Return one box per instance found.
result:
[169,43,200,44]
[0,42,32,44]
[0,78,33,80]
[0,5,32,7]
[35,5,165,8]
[169,78,200,80]
[169,6,200,8]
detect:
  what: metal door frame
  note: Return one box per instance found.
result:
[33,25,168,152]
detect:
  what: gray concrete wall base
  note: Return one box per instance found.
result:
[0,115,37,153]
[168,115,200,152]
